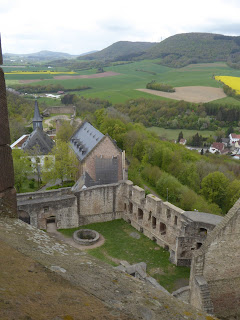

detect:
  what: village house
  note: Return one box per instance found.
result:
[179,138,187,145]
[209,142,226,154]
[229,133,240,144]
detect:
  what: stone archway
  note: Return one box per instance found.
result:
[18,210,30,224]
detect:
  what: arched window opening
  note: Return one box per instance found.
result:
[160,222,167,235]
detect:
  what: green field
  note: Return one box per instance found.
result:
[5,60,240,104]
[59,219,190,292]
[147,127,217,140]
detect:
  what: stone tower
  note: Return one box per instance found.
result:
[33,100,43,131]
[0,35,17,217]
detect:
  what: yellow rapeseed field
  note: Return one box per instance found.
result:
[5,71,76,75]
[215,76,240,94]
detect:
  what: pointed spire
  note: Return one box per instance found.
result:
[32,100,43,130]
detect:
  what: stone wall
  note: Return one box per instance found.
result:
[43,106,76,115]
[0,36,17,218]
[17,180,222,267]
[75,182,124,225]
[17,187,78,229]
[82,135,123,181]
[189,199,240,318]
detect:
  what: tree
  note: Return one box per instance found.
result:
[226,126,234,138]
[42,140,78,185]
[225,179,240,212]
[201,171,229,209]
[61,94,76,105]
[177,131,183,143]
[12,149,33,192]
[56,120,77,143]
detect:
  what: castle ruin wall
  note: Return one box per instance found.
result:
[17,180,222,267]
[17,187,78,229]
[189,199,240,318]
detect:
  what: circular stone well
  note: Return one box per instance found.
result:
[73,229,100,246]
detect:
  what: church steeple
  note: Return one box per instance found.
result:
[32,100,43,131]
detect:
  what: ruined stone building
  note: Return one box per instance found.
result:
[70,121,125,187]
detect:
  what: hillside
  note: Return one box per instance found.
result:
[78,41,156,61]
[78,33,240,68]
[3,50,78,64]
[141,33,240,67]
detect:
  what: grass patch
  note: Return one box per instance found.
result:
[46,181,74,190]
[17,179,41,193]
[147,127,217,141]
[59,219,190,292]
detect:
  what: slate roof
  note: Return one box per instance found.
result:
[70,121,104,161]
[32,100,43,131]
[33,100,42,122]
[22,127,55,155]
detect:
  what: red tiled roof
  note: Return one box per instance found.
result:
[212,142,224,151]
[231,134,240,139]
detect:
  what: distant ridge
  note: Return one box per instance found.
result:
[140,32,240,67]
[3,50,78,63]
[78,41,157,61]
[78,33,240,69]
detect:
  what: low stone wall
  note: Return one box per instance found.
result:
[172,286,190,303]
[43,106,76,115]
[17,187,78,229]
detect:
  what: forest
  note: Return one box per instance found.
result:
[86,108,240,216]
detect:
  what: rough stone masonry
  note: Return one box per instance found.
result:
[0,35,17,218]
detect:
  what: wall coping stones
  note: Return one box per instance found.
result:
[182,211,223,224]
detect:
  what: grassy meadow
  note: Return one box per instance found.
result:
[147,127,217,141]
[59,219,190,292]
[5,60,240,104]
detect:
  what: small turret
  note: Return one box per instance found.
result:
[32,100,43,131]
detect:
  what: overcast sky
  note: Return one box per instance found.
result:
[1,0,240,55]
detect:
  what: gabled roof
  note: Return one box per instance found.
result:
[70,121,104,161]
[22,127,55,155]
[230,133,240,140]
[211,142,224,151]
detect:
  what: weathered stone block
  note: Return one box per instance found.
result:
[0,187,17,218]
[0,68,11,145]
[0,37,2,65]
[0,145,14,192]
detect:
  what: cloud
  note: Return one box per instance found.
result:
[1,0,240,54]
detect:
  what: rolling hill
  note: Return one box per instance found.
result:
[78,41,157,61]
[79,33,240,68]
[3,50,78,64]
[141,33,240,67]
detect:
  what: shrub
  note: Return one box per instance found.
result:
[146,81,175,92]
